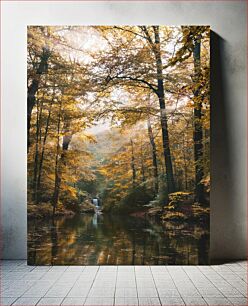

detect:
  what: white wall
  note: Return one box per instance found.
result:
[1,1,247,260]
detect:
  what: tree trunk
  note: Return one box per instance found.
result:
[140,144,146,183]
[193,37,205,203]
[147,118,159,195]
[53,134,72,213]
[130,139,136,188]
[182,134,188,190]
[32,100,40,200]
[52,112,72,216]
[36,92,54,203]
[153,26,175,194]
[33,87,47,203]
[52,101,62,216]
[27,47,50,151]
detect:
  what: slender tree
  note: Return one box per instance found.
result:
[36,87,56,203]
[130,139,136,188]
[27,47,50,151]
[142,26,175,193]
[147,118,159,194]
[193,36,204,203]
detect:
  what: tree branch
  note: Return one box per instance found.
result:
[113,26,147,40]
[112,75,158,93]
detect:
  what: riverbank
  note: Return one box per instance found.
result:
[28,200,96,219]
[129,191,209,224]
[161,192,210,223]
[28,190,209,224]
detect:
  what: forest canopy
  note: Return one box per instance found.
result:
[27,26,210,219]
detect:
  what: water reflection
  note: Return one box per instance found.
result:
[28,213,209,265]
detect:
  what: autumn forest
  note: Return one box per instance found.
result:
[28,26,210,265]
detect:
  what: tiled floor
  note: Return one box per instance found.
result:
[0,260,247,305]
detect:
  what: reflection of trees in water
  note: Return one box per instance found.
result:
[50,221,58,265]
[28,216,89,265]
[28,220,38,265]
[28,214,209,265]
[160,221,209,265]
[197,233,209,265]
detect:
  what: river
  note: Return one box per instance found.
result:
[28,213,209,265]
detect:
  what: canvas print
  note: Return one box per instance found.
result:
[27,26,210,265]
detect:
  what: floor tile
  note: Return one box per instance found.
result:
[77,276,95,284]
[2,288,29,298]
[157,288,180,297]
[115,297,139,305]
[115,287,137,298]
[182,297,207,305]
[12,297,40,305]
[154,280,176,288]
[22,282,53,297]
[61,297,86,305]
[139,297,161,305]
[178,289,201,297]
[135,266,151,272]
[60,272,81,278]
[138,287,158,298]
[66,266,85,272]
[160,297,185,305]
[136,278,155,287]
[118,266,134,272]
[92,281,116,288]
[153,274,172,280]
[117,272,135,279]
[40,272,63,282]
[12,265,35,272]
[96,272,116,279]
[217,286,244,297]
[67,285,91,297]
[0,297,18,306]
[116,279,136,287]
[21,272,46,281]
[3,272,28,281]
[45,284,72,297]
[99,266,117,272]
[197,287,224,297]
[228,297,248,305]
[204,297,233,305]
[84,297,114,305]
[32,266,51,272]
[37,297,64,305]
[49,266,69,272]
[83,266,99,273]
[88,287,115,298]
